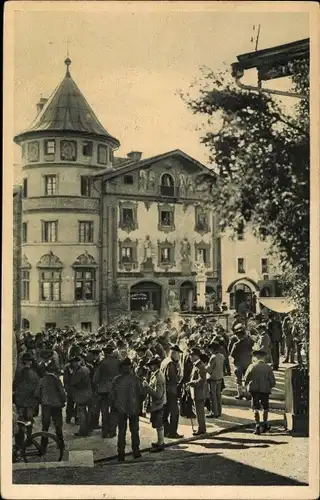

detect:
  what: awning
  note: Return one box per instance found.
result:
[258,297,296,314]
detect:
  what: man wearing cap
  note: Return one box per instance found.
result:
[93,344,121,438]
[188,347,207,435]
[69,356,93,437]
[35,360,66,449]
[230,325,254,400]
[160,344,184,438]
[142,356,167,452]
[13,352,40,447]
[244,349,276,434]
[111,357,144,462]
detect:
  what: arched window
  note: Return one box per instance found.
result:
[37,251,63,302]
[72,251,98,301]
[160,173,175,196]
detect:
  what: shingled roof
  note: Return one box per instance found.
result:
[14,58,120,147]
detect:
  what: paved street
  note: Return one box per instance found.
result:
[13,425,308,485]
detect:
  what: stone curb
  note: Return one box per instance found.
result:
[13,450,94,470]
[94,418,285,465]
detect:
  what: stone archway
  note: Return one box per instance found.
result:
[180,280,195,311]
[130,281,162,312]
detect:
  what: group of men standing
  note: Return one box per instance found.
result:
[13,310,303,461]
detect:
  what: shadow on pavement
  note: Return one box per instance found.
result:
[12,448,308,486]
[190,435,288,450]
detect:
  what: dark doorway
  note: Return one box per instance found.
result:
[130,281,162,312]
[230,283,253,312]
[180,281,195,311]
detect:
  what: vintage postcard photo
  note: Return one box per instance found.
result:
[2,1,319,499]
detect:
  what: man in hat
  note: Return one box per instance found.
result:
[86,347,102,429]
[149,333,166,361]
[188,347,207,435]
[69,356,93,437]
[111,357,144,462]
[13,352,40,447]
[142,356,167,452]
[206,340,225,418]
[93,343,121,438]
[63,356,77,425]
[244,349,276,434]
[230,324,254,400]
[256,323,272,362]
[282,315,294,364]
[35,359,66,449]
[160,344,184,438]
[267,313,283,370]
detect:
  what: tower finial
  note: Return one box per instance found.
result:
[64,37,71,76]
[64,56,71,76]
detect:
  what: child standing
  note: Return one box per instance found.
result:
[35,360,67,449]
[244,349,276,435]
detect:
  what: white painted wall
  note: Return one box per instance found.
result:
[220,226,280,305]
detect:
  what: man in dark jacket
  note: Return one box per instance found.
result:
[13,352,40,447]
[188,347,207,435]
[86,348,102,429]
[111,357,144,462]
[63,360,77,424]
[93,344,121,438]
[267,314,283,370]
[230,325,254,400]
[161,344,183,438]
[69,356,93,437]
[35,360,66,448]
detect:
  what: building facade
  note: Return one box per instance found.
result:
[13,58,281,332]
[14,58,222,332]
[220,227,281,312]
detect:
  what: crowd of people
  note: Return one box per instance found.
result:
[13,310,303,461]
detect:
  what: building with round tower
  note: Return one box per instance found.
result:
[14,57,283,333]
[14,58,120,331]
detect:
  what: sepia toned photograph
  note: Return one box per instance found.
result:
[2,1,319,498]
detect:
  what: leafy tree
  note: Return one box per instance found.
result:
[180,57,309,359]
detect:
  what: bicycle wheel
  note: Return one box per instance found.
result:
[21,431,64,463]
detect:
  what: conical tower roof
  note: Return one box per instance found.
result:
[14,58,120,147]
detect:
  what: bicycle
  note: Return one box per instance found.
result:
[12,418,64,464]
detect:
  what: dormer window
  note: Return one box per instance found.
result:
[82,141,93,157]
[44,140,55,155]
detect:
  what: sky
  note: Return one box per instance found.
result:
[12,5,309,183]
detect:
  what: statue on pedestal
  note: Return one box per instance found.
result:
[180,237,191,262]
[194,257,207,280]
[143,235,154,262]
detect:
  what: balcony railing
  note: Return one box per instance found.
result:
[160,186,180,197]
